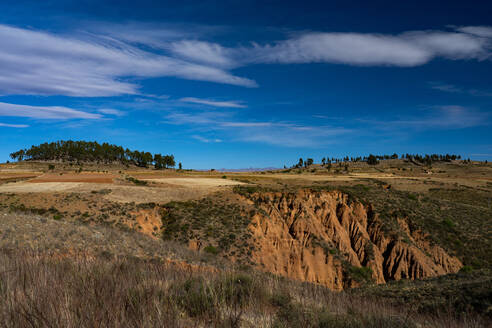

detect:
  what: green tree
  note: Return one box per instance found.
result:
[142,152,153,167]
[163,155,175,168]
[154,154,164,169]
[9,140,176,169]
[367,154,379,165]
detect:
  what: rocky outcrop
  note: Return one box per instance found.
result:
[246,190,461,290]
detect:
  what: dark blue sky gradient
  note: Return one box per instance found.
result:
[0,0,490,168]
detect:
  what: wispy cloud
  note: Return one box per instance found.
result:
[170,26,491,68]
[180,97,247,108]
[240,29,490,66]
[89,21,222,48]
[428,82,463,93]
[171,41,236,68]
[223,122,351,147]
[163,100,489,147]
[221,122,271,127]
[429,81,492,97]
[360,105,489,130]
[164,111,233,125]
[98,108,126,116]
[163,109,351,147]
[0,102,102,119]
[0,122,29,128]
[0,24,256,97]
[1,23,491,98]
[456,26,492,38]
[191,135,222,143]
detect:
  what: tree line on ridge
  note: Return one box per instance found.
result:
[9,140,176,168]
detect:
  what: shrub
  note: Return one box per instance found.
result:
[273,302,315,328]
[221,274,255,307]
[407,193,418,201]
[126,176,148,186]
[176,278,217,318]
[204,245,218,255]
[460,265,473,273]
[348,266,373,283]
[270,292,292,307]
[442,218,455,228]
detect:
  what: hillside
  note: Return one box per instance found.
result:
[0,158,490,326]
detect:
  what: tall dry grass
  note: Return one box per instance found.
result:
[0,249,487,328]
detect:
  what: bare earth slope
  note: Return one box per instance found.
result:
[246,190,462,289]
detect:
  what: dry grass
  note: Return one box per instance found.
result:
[0,211,214,266]
[0,248,487,328]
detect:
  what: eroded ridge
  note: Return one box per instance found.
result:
[246,190,462,289]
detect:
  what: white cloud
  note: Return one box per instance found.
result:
[1,23,490,98]
[0,122,29,128]
[0,102,101,119]
[429,81,492,97]
[221,122,271,127]
[244,33,431,66]
[360,105,489,130]
[223,122,350,147]
[239,29,490,66]
[162,26,491,69]
[456,26,492,38]
[164,109,350,147]
[170,41,235,68]
[89,21,222,48]
[429,82,463,93]
[180,97,247,108]
[191,135,222,143]
[164,103,488,147]
[468,89,492,97]
[98,108,125,116]
[405,31,488,60]
[430,105,488,128]
[0,24,256,97]
[164,111,233,125]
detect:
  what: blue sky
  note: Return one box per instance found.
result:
[0,0,491,168]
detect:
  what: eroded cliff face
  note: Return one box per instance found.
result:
[246,190,461,290]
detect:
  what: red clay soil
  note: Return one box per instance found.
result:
[0,173,39,181]
[29,173,116,184]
